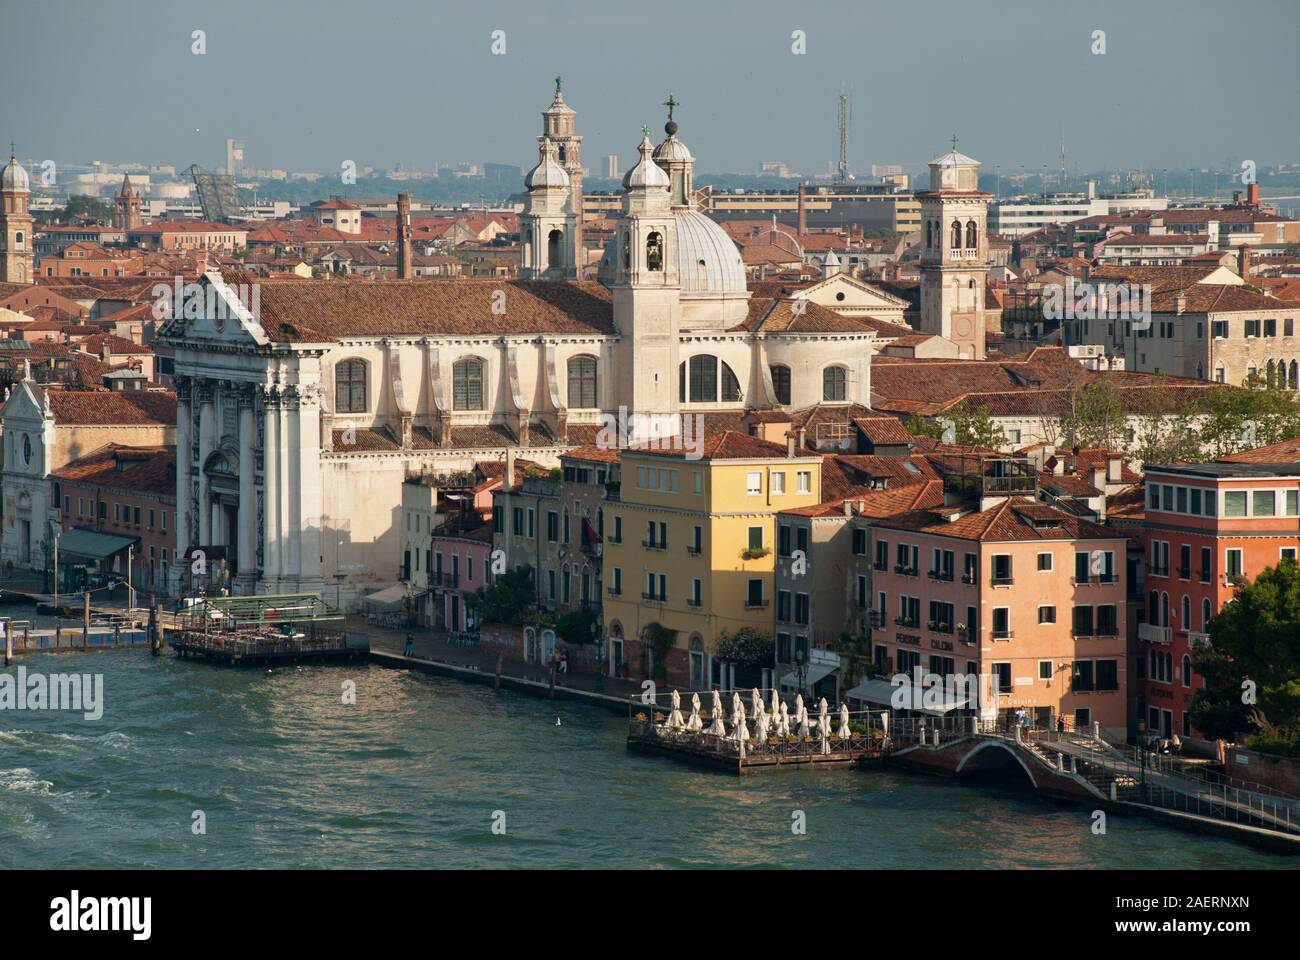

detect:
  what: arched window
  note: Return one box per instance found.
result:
[950,219,962,249]
[823,365,847,402]
[567,355,597,409]
[646,231,663,271]
[965,220,977,249]
[1202,597,1211,631]
[1181,595,1190,630]
[1290,359,1299,389]
[452,357,485,410]
[1267,359,1277,388]
[770,364,791,405]
[557,144,567,164]
[1160,592,1170,628]
[621,232,630,270]
[547,229,562,267]
[14,231,23,248]
[335,359,367,413]
[1182,655,1192,687]
[721,361,742,403]
[925,221,933,249]
[686,354,717,402]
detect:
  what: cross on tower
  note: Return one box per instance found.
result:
[663,94,679,121]
[555,75,562,96]
[950,134,959,153]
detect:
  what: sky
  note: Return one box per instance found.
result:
[2,0,1298,178]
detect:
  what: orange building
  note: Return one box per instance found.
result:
[868,497,1130,738]
[1139,456,1300,744]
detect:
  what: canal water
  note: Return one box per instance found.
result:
[0,647,1293,869]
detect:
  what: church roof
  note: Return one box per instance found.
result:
[247,277,615,342]
[929,150,980,167]
[2,151,30,192]
[623,135,670,190]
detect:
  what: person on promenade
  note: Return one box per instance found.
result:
[403,634,414,657]
[560,649,569,674]
[1056,715,1065,734]
[1170,732,1182,756]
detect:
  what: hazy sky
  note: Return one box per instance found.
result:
[3,0,1297,177]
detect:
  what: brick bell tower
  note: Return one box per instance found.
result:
[115,173,142,229]
[918,137,991,360]
[541,78,583,273]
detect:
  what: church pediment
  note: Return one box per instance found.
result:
[155,271,270,348]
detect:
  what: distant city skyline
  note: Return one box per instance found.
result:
[3,0,1298,179]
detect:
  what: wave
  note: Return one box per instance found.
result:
[0,767,54,794]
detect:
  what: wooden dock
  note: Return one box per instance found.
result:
[167,592,366,667]
[626,715,888,774]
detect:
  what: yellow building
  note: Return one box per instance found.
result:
[602,431,821,689]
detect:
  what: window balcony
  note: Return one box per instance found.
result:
[991,628,1013,640]
[1138,623,1172,644]
[991,576,1014,587]
[641,592,665,603]
[641,539,667,551]
[927,569,954,582]
[893,564,919,577]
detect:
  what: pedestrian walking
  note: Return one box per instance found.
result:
[403,633,415,657]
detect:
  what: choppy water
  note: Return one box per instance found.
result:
[0,649,1293,869]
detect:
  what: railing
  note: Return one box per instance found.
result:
[991,575,1014,586]
[927,570,954,582]
[1138,623,1172,644]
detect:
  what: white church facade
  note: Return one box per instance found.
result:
[158,90,981,605]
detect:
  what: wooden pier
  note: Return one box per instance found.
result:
[168,593,367,666]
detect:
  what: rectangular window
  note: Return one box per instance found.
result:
[546,511,559,543]
[1223,491,1247,517]
[992,662,1012,694]
[851,528,866,556]
[992,607,1010,638]
[1288,490,1299,516]
[1252,490,1276,517]
[1072,660,1095,692]
[875,540,889,571]
[795,593,810,625]
[691,525,702,554]
[1097,604,1118,636]
[1039,552,1054,572]
[992,554,1012,585]
[1096,660,1119,692]
[611,568,622,595]
[771,472,785,495]
[1191,488,1202,514]
[748,526,763,551]
[1038,661,1053,681]
[1074,551,1089,583]
[746,472,762,495]
[1072,605,1094,637]
[612,515,622,544]
[777,590,791,622]
[1226,548,1244,579]
[796,471,811,494]
[746,579,764,607]
[690,578,702,606]
[1038,605,1056,624]
[527,509,535,539]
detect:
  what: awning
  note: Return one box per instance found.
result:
[778,662,837,690]
[57,528,137,561]
[845,677,970,715]
[362,584,408,610]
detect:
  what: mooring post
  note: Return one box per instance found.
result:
[1110,781,1117,801]
[82,590,91,648]
[3,622,11,667]
[494,651,503,689]
[150,598,163,656]
[548,661,557,699]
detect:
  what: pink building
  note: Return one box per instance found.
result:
[429,519,494,633]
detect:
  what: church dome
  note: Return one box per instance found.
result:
[597,210,746,300]
[622,135,670,191]
[524,139,569,190]
[2,152,30,192]
[652,133,693,165]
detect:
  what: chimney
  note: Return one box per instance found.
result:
[1248,182,1260,209]
[396,192,413,280]
[796,426,807,451]
[1091,465,1106,492]
[1238,244,1251,280]
[1106,455,1122,484]
[787,432,796,459]
[1174,290,1187,315]
[1233,190,1243,206]
[842,499,852,518]
[797,182,807,236]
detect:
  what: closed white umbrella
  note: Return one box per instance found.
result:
[769,688,781,723]
[686,692,703,732]
[754,704,771,742]
[664,688,685,730]
[706,689,727,737]
[838,702,852,741]
[795,694,810,739]
[751,688,764,724]
[732,700,750,743]
[778,701,791,738]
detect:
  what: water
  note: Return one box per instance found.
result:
[0,649,1294,869]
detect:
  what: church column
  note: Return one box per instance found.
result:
[237,387,256,589]
[297,382,324,588]
[262,387,280,585]
[286,386,303,584]
[174,378,192,578]
[197,382,215,545]
[277,391,292,588]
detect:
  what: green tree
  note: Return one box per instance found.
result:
[905,413,944,441]
[1190,560,1300,747]
[944,402,1006,448]
[465,565,535,625]
[1059,381,1127,450]
[554,606,598,646]
[62,195,116,223]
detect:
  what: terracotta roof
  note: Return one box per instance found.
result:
[781,479,944,518]
[853,416,912,445]
[1217,438,1300,463]
[248,277,615,342]
[29,387,176,426]
[873,496,1116,542]
[76,333,153,355]
[632,430,816,461]
[732,297,896,335]
[560,444,621,464]
[49,444,176,497]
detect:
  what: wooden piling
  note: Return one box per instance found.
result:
[4,623,12,666]
[150,598,163,656]
[494,651,503,689]
[82,590,90,648]
[548,662,556,699]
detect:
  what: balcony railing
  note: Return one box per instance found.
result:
[1138,623,1172,644]
[641,539,667,551]
[1177,567,1191,580]
[928,569,954,582]
[641,592,665,603]
[961,573,978,585]
[991,628,1013,640]
[991,575,1014,586]
[893,564,919,577]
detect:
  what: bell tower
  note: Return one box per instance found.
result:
[519,139,576,280]
[541,78,584,272]
[612,133,681,431]
[115,173,142,229]
[1,145,34,285]
[918,137,991,360]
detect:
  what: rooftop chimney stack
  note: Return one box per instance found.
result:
[797,182,807,236]
[1247,182,1260,209]
[1238,244,1251,280]
[396,192,413,279]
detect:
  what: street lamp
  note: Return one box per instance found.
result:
[795,647,808,696]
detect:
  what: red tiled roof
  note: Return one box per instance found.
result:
[49,444,176,497]
[29,387,176,426]
[874,496,1116,542]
